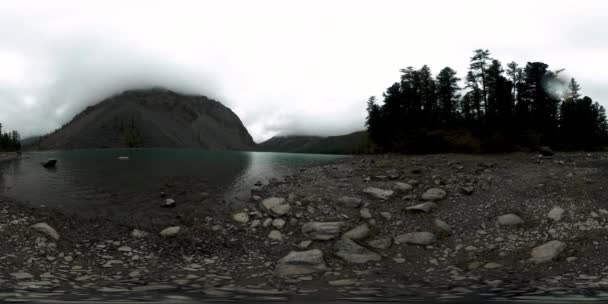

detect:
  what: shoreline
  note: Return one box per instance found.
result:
[0,152,21,163]
[1,152,608,301]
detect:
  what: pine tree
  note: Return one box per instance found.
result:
[436,67,461,127]
[470,49,492,120]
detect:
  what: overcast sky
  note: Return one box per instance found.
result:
[0,0,606,142]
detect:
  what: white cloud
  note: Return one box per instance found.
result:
[0,0,606,142]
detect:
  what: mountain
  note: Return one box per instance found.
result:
[257,131,374,154]
[29,89,255,150]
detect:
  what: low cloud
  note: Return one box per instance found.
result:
[0,0,606,143]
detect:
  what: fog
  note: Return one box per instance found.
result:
[0,0,607,142]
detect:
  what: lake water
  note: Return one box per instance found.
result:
[0,149,345,222]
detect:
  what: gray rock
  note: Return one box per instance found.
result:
[360,208,372,219]
[343,224,371,240]
[367,238,392,250]
[547,207,565,222]
[497,214,524,226]
[260,197,291,217]
[131,229,148,238]
[272,219,286,229]
[484,262,502,269]
[160,226,181,237]
[275,249,328,276]
[433,219,451,232]
[406,202,437,213]
[421,188,447,201]
[268,230,283,241]
[394,182,413,191]
[334,238,381,263]
[363,187,394,200]
[380,212,392,220]
[297,240,312,249]
[117,246,132,252]
[161,198,176,208]
[531,240,566,263]
[31,223,60,240]
[11,272,34,280]
[250,219,261,228]
[232,212,250,224]
[302,222,344,241]
[337,196,362,208]
[394,232,436,246]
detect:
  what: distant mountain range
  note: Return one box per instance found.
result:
[256,131,373,154]
[27,89,255,150]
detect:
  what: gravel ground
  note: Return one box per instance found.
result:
[1,151,608,302]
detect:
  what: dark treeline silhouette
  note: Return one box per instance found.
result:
[0,123,21,151]
[366,49,608,153]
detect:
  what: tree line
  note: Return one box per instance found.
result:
[366,49,608,153]
[0,123,21,151]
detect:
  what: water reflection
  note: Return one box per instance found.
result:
[0,149,343,220]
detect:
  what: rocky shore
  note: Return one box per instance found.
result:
[2,152,608,302]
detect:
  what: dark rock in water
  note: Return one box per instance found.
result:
[161,198,176,208]
[160,192,166,198]
[539,146,554,156]
[42,159,57,168]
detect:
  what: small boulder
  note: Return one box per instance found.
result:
[161,198,176,208]
[11,272,34,280]
[334,237,381,264]
[367,238,392,250]
[268,230,283,241]
[421,188,447,201]
[272,218,286,229]
[547,207,564,222]
[42,159,57,168]
[359,208,372,219]
[530,240,566,263]
[297,240,312,249]
[343,224,371,240]
[539,146,554,156]
[232,212,250,224]
[394,232,436,246]
[497,214,524,226]
[433,219,451,232]
[363,187,394,200]
[160,226,181,237]
[484,262,502,269]
[275,249,328,276]
[260,197,291,217]
[302,222,344,241]
[337,196,362,208]
[131,229,148,238]
[394,182,413,191]
[406,202,437,213]
[30,223,60,240]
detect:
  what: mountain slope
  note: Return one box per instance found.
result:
[257,131,374,154]
[30,89,255,150]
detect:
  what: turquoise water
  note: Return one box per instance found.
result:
[0,149,345,217]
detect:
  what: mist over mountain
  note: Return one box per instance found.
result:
[29,89,255,150]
